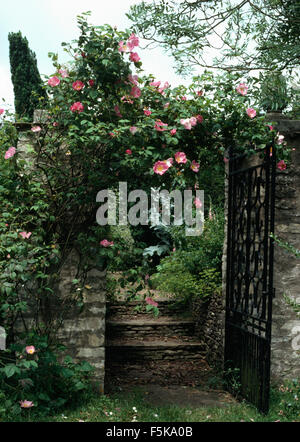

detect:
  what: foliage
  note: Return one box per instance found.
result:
[0,331,94,419]
[259,72,289,112]
[128,0,300,75]
[152,210,224,305]
[8,32,47,120]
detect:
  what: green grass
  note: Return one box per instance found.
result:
[4,381,300,422]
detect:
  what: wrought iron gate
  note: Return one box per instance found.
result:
[224,144,276,413]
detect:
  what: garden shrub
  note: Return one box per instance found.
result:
[0,331,94,419]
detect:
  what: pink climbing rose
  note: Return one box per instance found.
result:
[114,105,122,118]
[72,80,85,91]
[25,346,36,355]
[276,134,285,145]
[144,109,152,116]
[31,126,41,132]
[127,33,139,50]
[194,197,202,209]
[154,120,168,131]
[58,68,69,78]
[170,128,177,136]
[190,160,200,172]
[20,400,34,408]
[146,297,158,308]
[4,146,16,159]
[118,41,127,52]
[0,108,4,115]
[125,149,132,155]
[130,126,138,135]
[153,161,169,175]
[164,158,173,168]
[128,74,139,85]
[174,152,187,164]
[19,231,32,239]
[277,160,287,171]
[48,76,60,87]
[180,118,192,130]
[129,52,140,63]
[196,114,203,123]
[70,102,84,113]
[88,79,95,87]
[246,108,256,119]
[130,86,141,98]
[236,83,248,96]
[100,239,114,247]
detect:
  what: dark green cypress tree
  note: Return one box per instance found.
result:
[8,31,47,120]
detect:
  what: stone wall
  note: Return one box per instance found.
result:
[270,116,300,380]
[11,124,107,392]
[222,115,300,381]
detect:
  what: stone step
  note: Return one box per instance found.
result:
[104,359,213,389]
[106,318,195,338]
[106,299,187,319]
[106,338,207,362]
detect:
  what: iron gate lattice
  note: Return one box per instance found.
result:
[224,144,276,413]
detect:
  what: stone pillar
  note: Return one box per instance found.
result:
[222,116,300,380]
[270,116,300,379]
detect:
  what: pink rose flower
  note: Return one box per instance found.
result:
[72,80,84,91]
[236,83,248,96]
[4,146,16,159]
[154,120,168,131]
[58,69,69,78]
[144,109,152,116]
[164,158,173,168]
[130,126,138,135]
[190,160,200,172]
[127,33,139,50]
[128,74,139,85]
[180,118,192,130]
[114,105,123,118]
[277,160,287,171]
[88,79,95,87]
[276,134,285,145]
[153,161,169,175]
[196,90,203,96]
[196,114,203,123]
[267,124,274,131]
[125,149,132,155]
[0,108,4,115]
[129,52,140,63]
[181,96,187,101]
[130,86,141,98]
[31,126,41,133]
[53,122,59,127]
[194,197,202,209]
[19,231,32,239]
[246,108,256,119]
[174,151,187,164]
[100,239,114,247]
[150,80,161,88]
[25,345,36,355]
[20,400,34,408]
[170,128,177,136]
[48,76,60,87]
[146,297,158,307]
[70,102,84,113]
[118,41,127,52]
[190,116,197,127]
[164,102,170,109]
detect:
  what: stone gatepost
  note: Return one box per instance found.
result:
[222,115,300,381]
[270,116,300,379]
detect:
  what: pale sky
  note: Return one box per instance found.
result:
[0,0,187,110]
